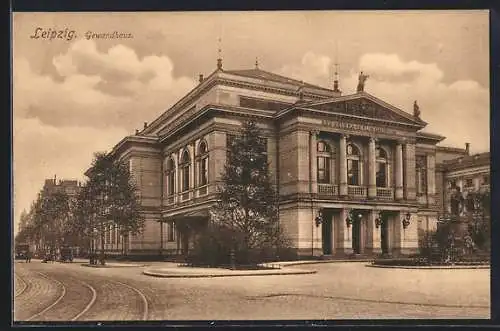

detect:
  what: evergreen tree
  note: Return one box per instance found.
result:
[209,121,288,265]
[73,152,144,264]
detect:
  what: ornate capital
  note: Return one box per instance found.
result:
[369,137,377,144]
[310,130,320,137]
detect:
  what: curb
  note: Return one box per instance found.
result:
[142,269,317,278]
[82,263,147,268]
[273,259,373,267]
[367,264,490,270]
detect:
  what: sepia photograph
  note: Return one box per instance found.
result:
[12,10,490,322]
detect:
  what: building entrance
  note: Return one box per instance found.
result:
[352,218,361,254]
[321,211,333,255]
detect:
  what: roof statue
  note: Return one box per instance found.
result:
[413,100,421,119]
[356,72,369,92]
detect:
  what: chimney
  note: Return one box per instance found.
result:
[199,74,204,83]
[143,122,148,130]
[465,142,470,155]
[54,174,57,184]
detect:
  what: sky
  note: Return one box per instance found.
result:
[12,10,490,234]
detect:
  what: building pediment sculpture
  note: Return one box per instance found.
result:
[413,100,421,119]
[356,72,369,92]
[311,97,415,124]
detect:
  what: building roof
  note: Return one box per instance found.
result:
[442,152,490,171]
[224,68,334,93]
[436,146,467,153]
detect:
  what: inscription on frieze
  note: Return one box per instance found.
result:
[321,119,406,136]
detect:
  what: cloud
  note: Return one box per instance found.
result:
[277,51,333,87]
[13,117,128,234]
[278,52,489,153]
[13,40,198,232]
[14,39,197,131]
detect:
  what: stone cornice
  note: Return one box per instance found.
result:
[278,105,423,131]
[109,135,160,160]
[143,73,330,136]
[158,105,274,144]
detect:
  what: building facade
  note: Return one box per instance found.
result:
[104,60,490,258]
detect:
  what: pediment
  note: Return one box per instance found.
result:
[307,94,425,127]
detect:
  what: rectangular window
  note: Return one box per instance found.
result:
[168,173,175,195]
[200,157,208,186]
[182,166,190,192]
[465,178,473,187]
[376,163,386,187]
[167,223,175,242]
[347,159,359,186]
[482,175,489,185]
[416,156,427,195]
[317,157,330,183]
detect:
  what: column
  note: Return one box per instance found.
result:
[395,142,404,200]
[403,143,417,200]
[368,137,377,198]
[426,154,436,206]
[337,209,353,256]
[310,131,319,194]
[369,210,382,254]
[339,134,348,196]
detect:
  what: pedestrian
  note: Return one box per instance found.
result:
[27,251,32,263]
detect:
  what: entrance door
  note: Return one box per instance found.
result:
[352,219,361,254]
[322,212,332,255]
[381,215,389,254]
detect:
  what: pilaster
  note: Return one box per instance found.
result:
[368,137,377,198]
[404,143,417,201]
[426,153,436,206]
[339,135,348,196]
[337,209,353,256]
[368,210,382,255]
[310,130,319,194]
[395,142,404,200]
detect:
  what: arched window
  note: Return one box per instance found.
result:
[197,140,209,187]
[317,141,331,184]
[180,150,190,192]
[376,147,388,187]
[347,143,361,186]
[166,157,175,196]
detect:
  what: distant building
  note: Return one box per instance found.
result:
[42,175,81,197]
[101,58,490,259]
[436,150,490,216]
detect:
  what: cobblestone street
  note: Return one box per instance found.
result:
[13,260,490,322]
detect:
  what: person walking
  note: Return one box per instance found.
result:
[27,251,32,263]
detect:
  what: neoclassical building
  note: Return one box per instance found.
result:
[99,58,488,258]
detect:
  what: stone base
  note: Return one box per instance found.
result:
[335,247,354,257]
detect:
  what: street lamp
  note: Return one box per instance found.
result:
[402,212,411,229]
[315,209,323,228]
[375,212,383,229]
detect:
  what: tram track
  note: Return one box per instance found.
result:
[17,265,149,321]
[14,272,29,298]
[25,272,67,321]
